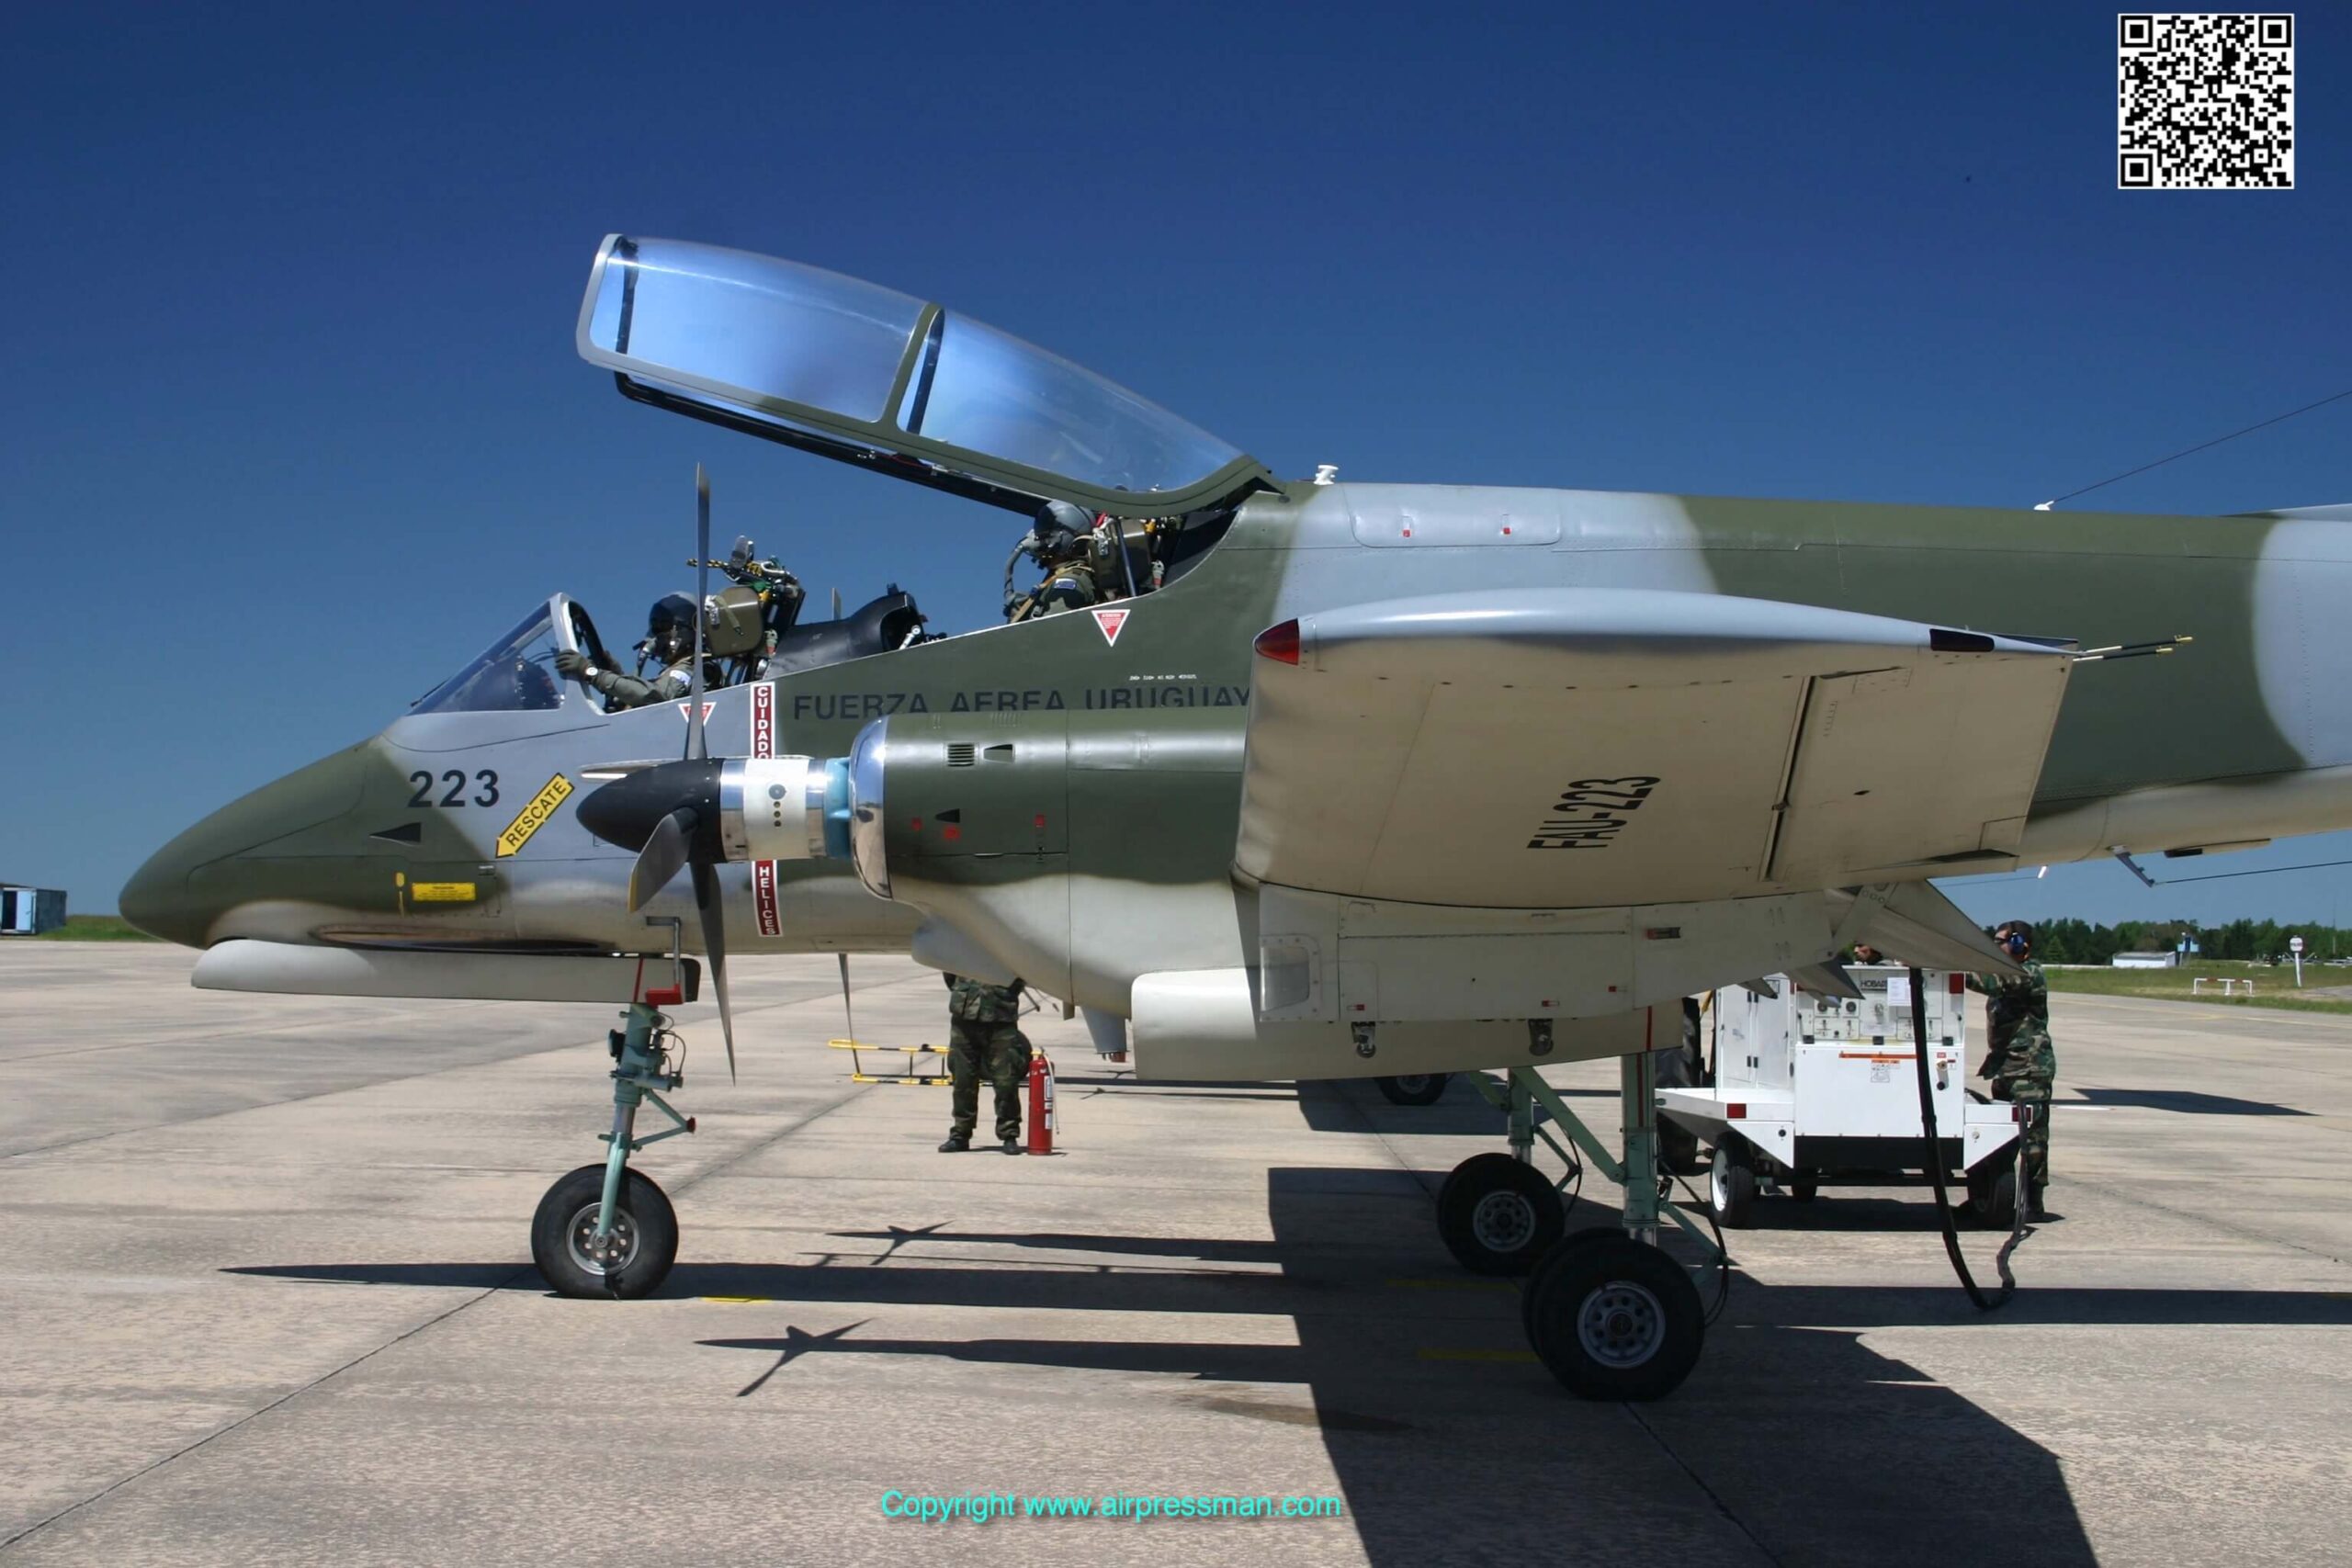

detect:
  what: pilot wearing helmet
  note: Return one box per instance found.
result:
[555,592,718,711]
[1004,501,1104,622]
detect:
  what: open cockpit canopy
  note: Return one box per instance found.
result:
[576,236,1272,516]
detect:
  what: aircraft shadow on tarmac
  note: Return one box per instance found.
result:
[222,1069,2348,1561]
[230,1154,2348,1567]
[1291,1073,1576,1137]
[2067,1087,2312,1116]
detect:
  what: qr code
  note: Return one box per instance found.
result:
[2119,14,2294,189]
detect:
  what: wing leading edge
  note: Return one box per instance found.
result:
[1236,589,2075,908]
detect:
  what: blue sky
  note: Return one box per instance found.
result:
[5,2,2346,929]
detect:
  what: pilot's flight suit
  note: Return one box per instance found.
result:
[1034,560,1099,615]
[580,655,716,712]
[1967,958,2053,1200]
[943,974,1030,1148]
[1009,560,1100,622]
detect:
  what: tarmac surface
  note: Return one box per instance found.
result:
[3,944,2348,1567]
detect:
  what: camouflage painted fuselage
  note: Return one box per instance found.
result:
[125,482,2352,1029]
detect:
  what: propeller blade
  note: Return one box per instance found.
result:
[578,759,669,782]
[627,807,695,912]
[837,952,854,1043]
[687,465,711,763]
[692,858,736,1082]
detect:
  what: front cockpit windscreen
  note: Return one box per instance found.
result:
[413,606,564,714]
[576,236,1258,508]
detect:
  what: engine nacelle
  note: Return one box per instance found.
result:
[830,711,1247,1006]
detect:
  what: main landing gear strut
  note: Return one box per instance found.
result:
[1437,1043,1724,1401]
[531,989,695,1299]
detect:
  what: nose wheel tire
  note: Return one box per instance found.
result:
[1375,1073,1451,1107]
[532,1164,679,1300]
[1523,1234,1705,1402]
[1438,1153,1566,1275]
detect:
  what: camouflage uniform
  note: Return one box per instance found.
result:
[1967,958,2053,1195]
[944,974,1030,1143]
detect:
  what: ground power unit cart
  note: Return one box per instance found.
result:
[1657,965,2026,1227]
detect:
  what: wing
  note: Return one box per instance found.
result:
[1236,589,2074,908]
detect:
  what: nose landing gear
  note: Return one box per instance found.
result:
[531,991,695,1299]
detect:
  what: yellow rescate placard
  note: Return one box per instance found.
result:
[410,882,478,903]
[496,774,575,857]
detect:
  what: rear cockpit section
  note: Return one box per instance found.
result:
[764,588,927,678]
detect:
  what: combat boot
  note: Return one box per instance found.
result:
[938,1134,970,1153]
[1001,1136,1023,1155]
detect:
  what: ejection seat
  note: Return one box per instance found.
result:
[761,589,926,679]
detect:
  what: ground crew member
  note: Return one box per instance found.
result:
[1967,920,2054,1217]
[1849,942,1884,965]
[554,593,716,710]
[937,973,1031,1154]
[1004,501,1102,622]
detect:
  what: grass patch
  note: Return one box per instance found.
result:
[2044,959,2352,1015]
[28,915,161,942]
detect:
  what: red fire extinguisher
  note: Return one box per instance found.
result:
[1025,1049,1056,1155]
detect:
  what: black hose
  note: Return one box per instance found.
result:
[1666,1168,1734,1325]
[1911,966,2015,1312]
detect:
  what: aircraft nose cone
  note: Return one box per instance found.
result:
[119,842,209,947]
[577,761,723,852]
[120,745,371,948]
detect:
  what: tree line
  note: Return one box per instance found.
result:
[2007,917,2349,965]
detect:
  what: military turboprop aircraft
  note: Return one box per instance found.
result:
[122,235,2352,1400]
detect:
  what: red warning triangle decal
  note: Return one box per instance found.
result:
[1091,607,1130,647]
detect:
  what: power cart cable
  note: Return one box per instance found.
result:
[1665,1168,1734,1325]
[1910,966,2018,1312]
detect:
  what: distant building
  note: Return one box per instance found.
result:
[2111,950,2179,969]
[0,885,67,936]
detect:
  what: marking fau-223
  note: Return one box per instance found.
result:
[408,769,499,808]
[1527,776,1659,851]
